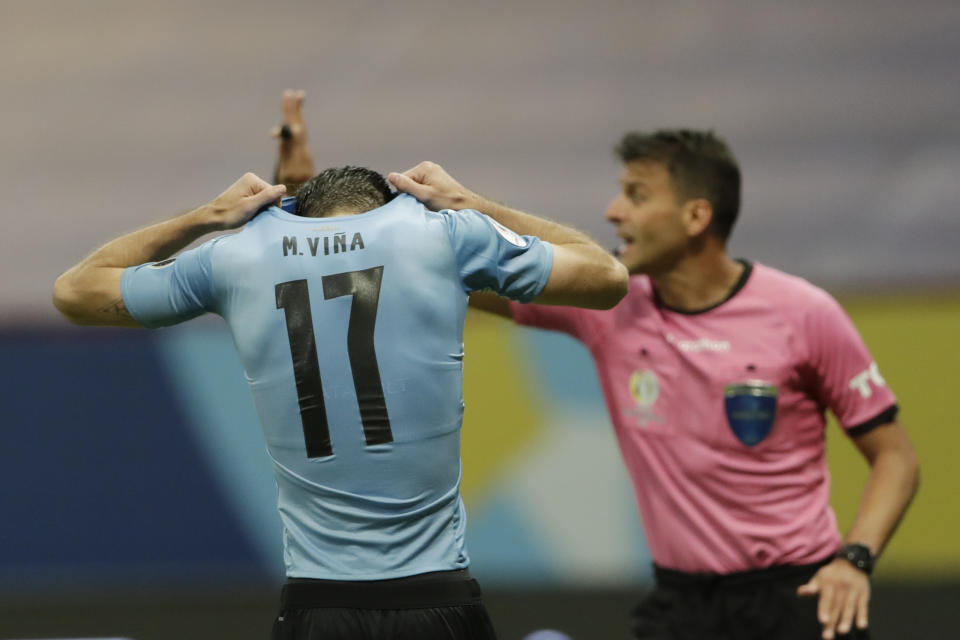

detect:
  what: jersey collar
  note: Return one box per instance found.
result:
[653,259,753,315]
[266,193,416,223]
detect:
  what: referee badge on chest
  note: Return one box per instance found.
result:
[723,380,778,446]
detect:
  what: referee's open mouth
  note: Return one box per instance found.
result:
[614,234,635,256]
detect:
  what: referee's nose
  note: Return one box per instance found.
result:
[605,194,629,225]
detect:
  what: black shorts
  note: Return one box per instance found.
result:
[272,569,497,640]
[631,557,870,640]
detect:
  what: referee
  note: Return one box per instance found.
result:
[388,132,920,640]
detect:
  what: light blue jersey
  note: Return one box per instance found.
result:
[121,194,553,580]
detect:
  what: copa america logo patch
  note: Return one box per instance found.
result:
[623,369,664,426]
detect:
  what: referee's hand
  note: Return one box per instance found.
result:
[797,558,870,639]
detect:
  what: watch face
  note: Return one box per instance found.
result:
[840,544,875,574]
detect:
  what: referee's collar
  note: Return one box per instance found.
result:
[653,259,753,315]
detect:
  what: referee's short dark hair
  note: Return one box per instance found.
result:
[295,166,395,218]
[616,130,741,241]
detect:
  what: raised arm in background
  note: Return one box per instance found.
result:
[389,162,627,311]
[271,90,315,195]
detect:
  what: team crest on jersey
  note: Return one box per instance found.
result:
[723,380,778,446]
[623,369,663,426]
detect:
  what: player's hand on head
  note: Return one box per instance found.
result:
[797,558,870,640]
[388,161,478,212]
[208,173,286,230]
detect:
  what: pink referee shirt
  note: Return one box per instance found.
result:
[511,261,897,574]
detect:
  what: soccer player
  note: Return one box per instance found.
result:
[387,132,921,640]
[52,166,628,639]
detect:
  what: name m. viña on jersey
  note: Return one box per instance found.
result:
[282,233,366,258]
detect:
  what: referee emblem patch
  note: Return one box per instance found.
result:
[724,380,778,446]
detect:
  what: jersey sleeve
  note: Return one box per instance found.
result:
[121,240,219,328]
[443,208,554,303]
[802,289,898,435]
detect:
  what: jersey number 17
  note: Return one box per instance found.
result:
[275,266,393,459]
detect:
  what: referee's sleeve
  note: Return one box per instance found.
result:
[121,241,218,328]
[443,208,554,303]
[803,287,898,434]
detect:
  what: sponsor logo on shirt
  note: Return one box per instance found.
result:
[848,361,886,399]
[666,333,731,353]
[624,369,664,426]
[148,258,176,269]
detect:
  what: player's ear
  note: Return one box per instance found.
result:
[683,198,713,237]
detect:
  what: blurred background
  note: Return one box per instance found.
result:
[1,0,958,638]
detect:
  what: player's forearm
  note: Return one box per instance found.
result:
[844,445,920,557]
[390,162,613,249]
[469,196,629,308]
[387,162,628,307]
[54,173,284,326]
[53,206,216,324]
[69,206,216,271]
[467,196,597,248]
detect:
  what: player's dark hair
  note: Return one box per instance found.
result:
[295,166,395,218]
[616,130,741,241]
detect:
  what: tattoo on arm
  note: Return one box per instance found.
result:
[98,297,133,321]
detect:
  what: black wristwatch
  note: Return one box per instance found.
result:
[836,543,875,575]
